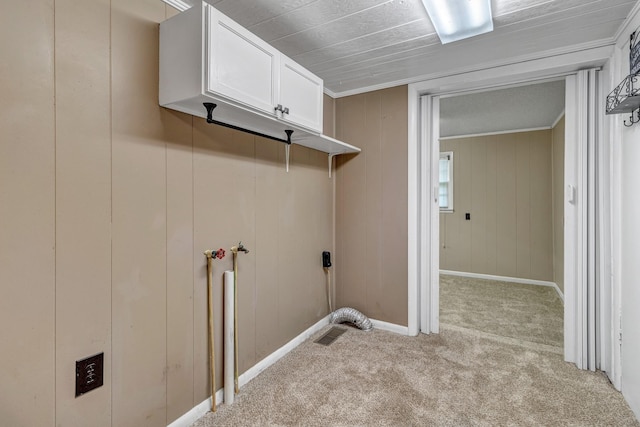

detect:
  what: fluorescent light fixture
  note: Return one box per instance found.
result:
[421,0,493,44]
[162,0,191,12]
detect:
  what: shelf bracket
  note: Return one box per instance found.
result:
[328,154,337,179]
[624,109,640,127]
[203,103,294,145]
[284,130,293,173]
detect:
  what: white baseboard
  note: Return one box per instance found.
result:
[554,284,565,303]
[167,314,331,427]
[167,392,221,427]
[238,314,330,388]
[440,270,565,303]
[370,318,410,335]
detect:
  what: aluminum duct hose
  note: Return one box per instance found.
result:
[330,307,373,331]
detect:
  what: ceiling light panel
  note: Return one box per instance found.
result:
[421,0,493,44]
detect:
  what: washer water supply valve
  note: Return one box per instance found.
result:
[214,248,225,259]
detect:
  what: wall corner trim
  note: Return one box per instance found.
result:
[370,319,410,335]
[440,270,564,304]
[552,109,566,129]
[167,314,331,427]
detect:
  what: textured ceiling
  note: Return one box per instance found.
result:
[440,80,566,137]
[175,0,636,96]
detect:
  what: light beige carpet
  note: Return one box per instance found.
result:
[192,325,638,426]
[440,274,564,348]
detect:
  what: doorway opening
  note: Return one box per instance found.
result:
[436,80,566,351]
[408,67,613,376]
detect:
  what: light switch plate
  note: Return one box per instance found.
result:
[76,353,104,397]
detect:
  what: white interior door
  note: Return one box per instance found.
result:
[419,95,440,334]
[564,69,604,371]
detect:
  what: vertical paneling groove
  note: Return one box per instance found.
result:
[530,130,554,280]
[0,1,56,425]
[191,115,195,408]
[163,5,196,422]
[364,92,380,317]
[163,5,193,426]
[110,2,114,422]
[470,138,487,273]
[324,94,337,312]
[54,0,112,424]
[192,119,209,405]
[255,137,282,361]
[377,94,384,317]
[335,105,345,312]
[165,109,195,424]
[460,138,472,272]
[380,87,408,324]
[335,95,367,311]
[516,133,531,278]
[440,130,553,281]
[111,0,168,425]
[486,138,498,274]
[335,86,408,326]
[499,134,518,277]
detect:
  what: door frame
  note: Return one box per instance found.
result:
[406,46,614,369]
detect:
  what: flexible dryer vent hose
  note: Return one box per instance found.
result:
[330,307,373,331]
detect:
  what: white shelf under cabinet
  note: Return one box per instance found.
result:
[295,134,360,156]
[159,1,360,167]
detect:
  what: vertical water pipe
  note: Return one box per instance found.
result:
[232,249,239,393]
[203,250,217,412]
[224,270,235,405]
[203,248,225,411]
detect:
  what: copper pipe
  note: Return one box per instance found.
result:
[204,250,217,412]
[232,249,239,394]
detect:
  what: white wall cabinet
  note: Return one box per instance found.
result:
[206,7,279,119]
[205,10,323,133]
[160,2,345,142]
[278,55,324,133]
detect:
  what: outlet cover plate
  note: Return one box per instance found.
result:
[76,352,104,397]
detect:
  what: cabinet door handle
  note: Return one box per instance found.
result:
[283,107,289,115]
[275,104,283,113]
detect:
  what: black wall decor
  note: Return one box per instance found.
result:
[631,31,640,75]
[606,30,640,126]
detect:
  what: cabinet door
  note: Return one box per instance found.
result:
[206,6,279,115]
[279,55,323,133]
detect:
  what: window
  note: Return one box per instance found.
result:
[439,152,453,212]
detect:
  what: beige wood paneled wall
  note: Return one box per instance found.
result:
[335,86,408,326]
[440,130,554,281]
[0,1,333,425]
[56,0,113,424]
[552,117,565,292]
[0,2,56,425]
